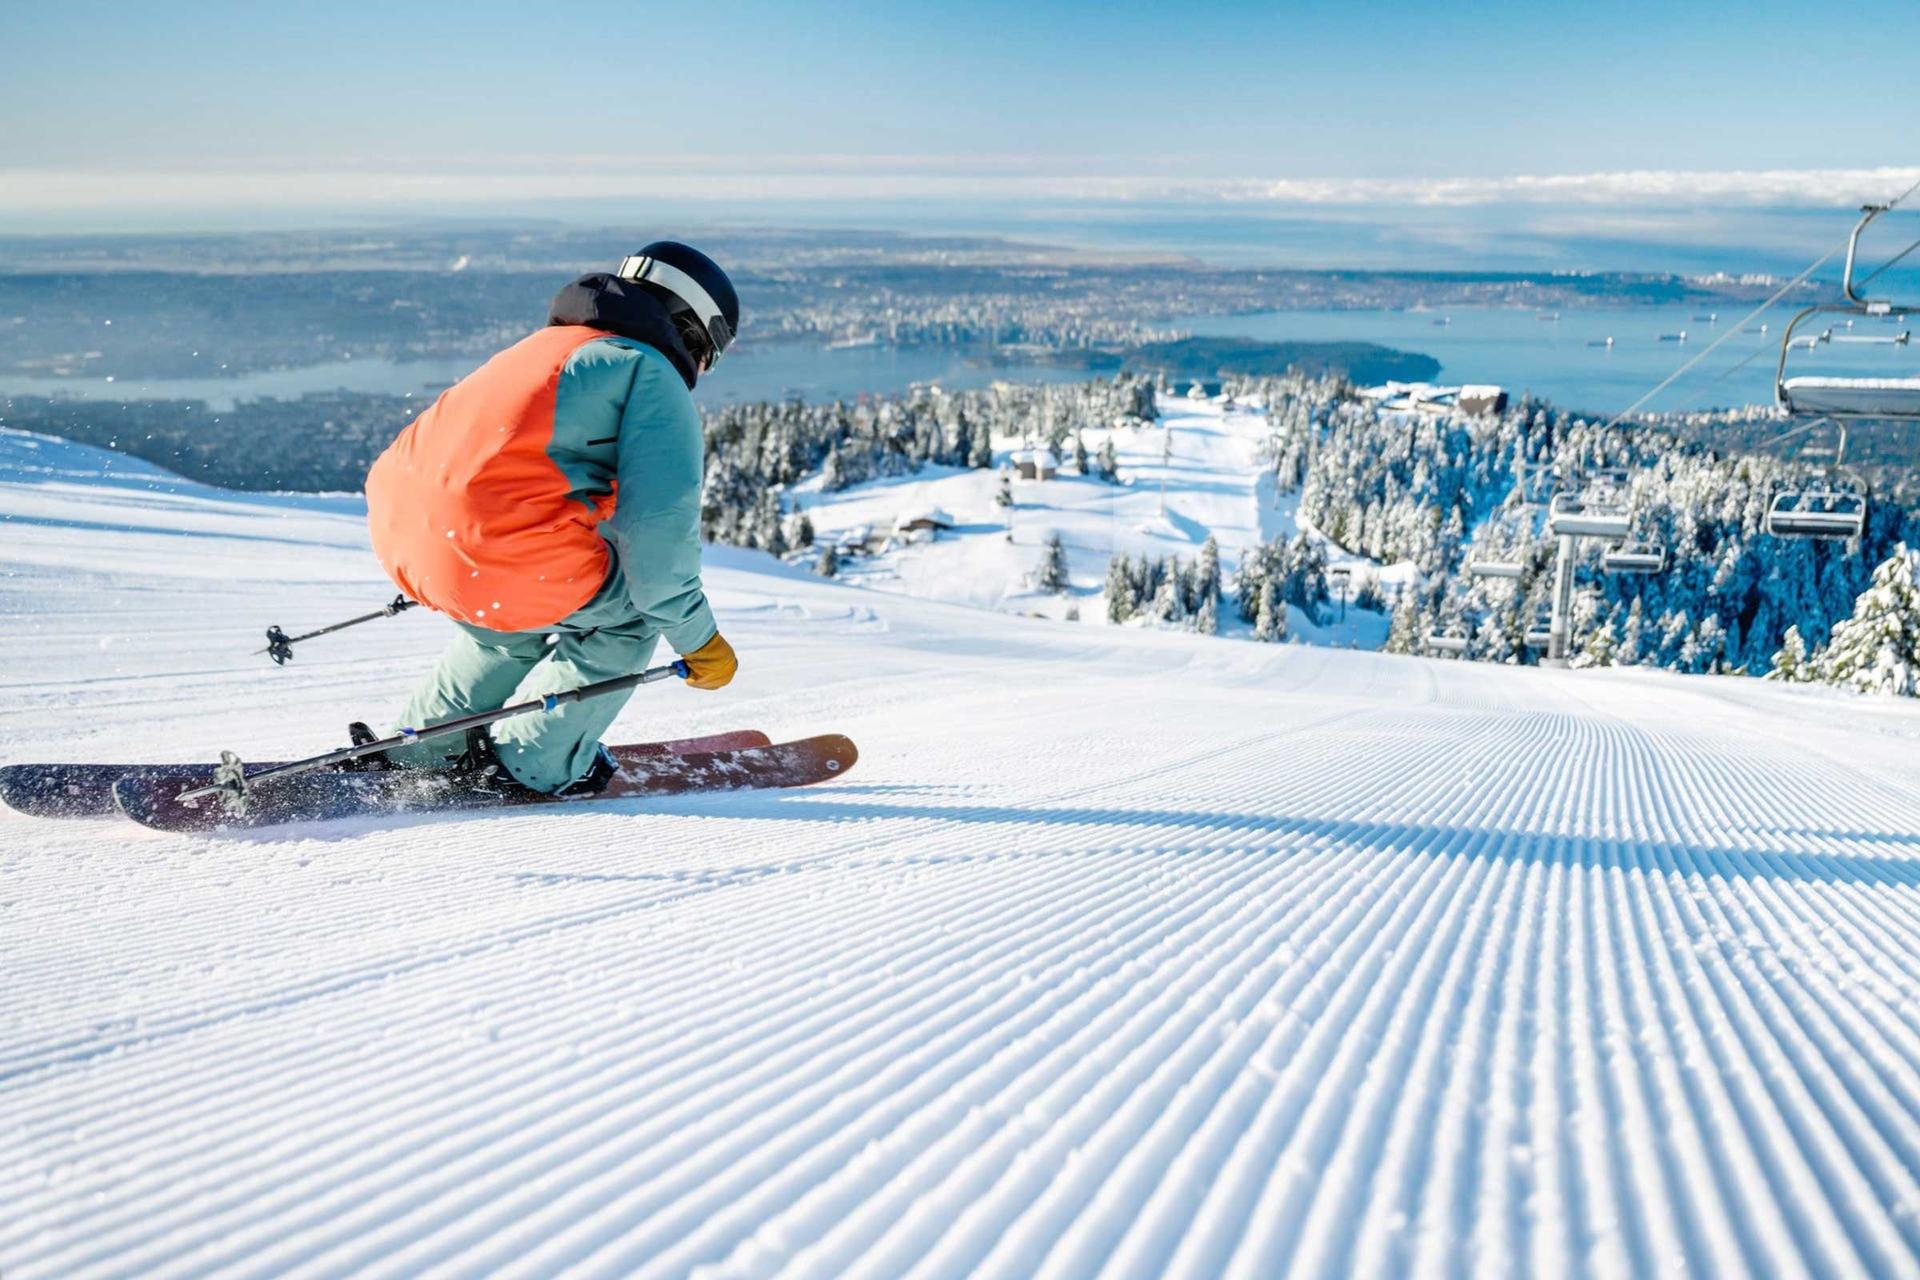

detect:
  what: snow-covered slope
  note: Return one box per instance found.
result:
[789,395,1403,646]
[8,428,1920,1277]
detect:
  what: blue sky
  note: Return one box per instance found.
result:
[1,0,1916,258]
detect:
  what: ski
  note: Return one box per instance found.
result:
[111,734,857,833]
[0,730,772,820]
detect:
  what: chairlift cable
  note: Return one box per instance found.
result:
[1671,339,1779,414]
[1751,416,1836,455]
[1598,169,1920,432]
[1854,169,1920,283]
[1598,242,1847,431]
[1853,234,1920,292]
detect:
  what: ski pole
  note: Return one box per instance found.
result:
[178,659,692,809]
[260,594,419,664]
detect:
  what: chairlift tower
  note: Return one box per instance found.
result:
[1541,492,1634,665]
[1547,532,1578,665]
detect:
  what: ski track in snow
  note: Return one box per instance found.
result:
[6,429,1920,1277]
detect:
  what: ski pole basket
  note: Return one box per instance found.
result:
[261,595,418,664]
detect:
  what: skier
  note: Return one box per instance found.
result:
[364,243,742,795]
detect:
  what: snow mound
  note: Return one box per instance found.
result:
[7,429,1920,1276]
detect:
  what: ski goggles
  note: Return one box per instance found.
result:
[617,254,735,368]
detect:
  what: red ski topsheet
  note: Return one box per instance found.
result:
[111,734,857,833]
[0,730,772,820]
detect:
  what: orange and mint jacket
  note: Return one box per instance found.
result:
[365,320,717,654]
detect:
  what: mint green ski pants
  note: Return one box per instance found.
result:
[385,562,659,793]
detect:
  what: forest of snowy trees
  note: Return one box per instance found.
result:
[1104,535,1226,635]
[1100,531,1340,642]
[1103,529,1379,644]
[691,363,1920,688]
[1228,370,1917,677]
[696,375,1157,552]
[1768,545,1920,695]
[12,348,1917,689]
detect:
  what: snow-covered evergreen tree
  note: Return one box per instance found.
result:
[1105,556,1136,624]
[1617,598,1646,667]
[1195,591,1219,636]
[817,543,840,578]
[1809,545,1920,696]
[756,491,788,557]
[1385,589,1424,654]
[1254,579,1286,643]
[1038,532,1070,594]
[1196,535,1221,604]
[1657,609,1693,669]
[967,418,994,469]
[1150,571,1187,625]
[1353,571,1384,613]
[1694,615,1728,675]
[1767,625,1809,682]
[1573,619,1616,669]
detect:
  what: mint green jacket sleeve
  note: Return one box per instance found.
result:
[592,344,718,654]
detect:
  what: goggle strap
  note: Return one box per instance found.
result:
[615,255,733,356]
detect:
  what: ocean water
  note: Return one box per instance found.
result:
[4,308,1910,420]
[1174,303,1917,417]
[0,342,1084,412]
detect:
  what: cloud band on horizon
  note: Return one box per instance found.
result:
[1,165,1915,216]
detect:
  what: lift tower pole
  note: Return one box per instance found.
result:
[1542,489,1630,667]
[1547,533,1577,666]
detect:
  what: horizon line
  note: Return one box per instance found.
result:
[1,164,1915,217]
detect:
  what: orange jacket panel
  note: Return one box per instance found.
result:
[365,326,617,631]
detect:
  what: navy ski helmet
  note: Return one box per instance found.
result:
[615,241,739,368]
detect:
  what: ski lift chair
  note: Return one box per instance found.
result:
[1767,419,1870,540]
[1766,485,1867,539]
[1426,609,1486,656]
[1523,612,1555,650]
[1779,375,1920,419]
[1601,540,1668,575]
[1548,492,1632,540]
[1775,204,1920,425]
[1765,203,1919,541]
[1468,559,1527,580]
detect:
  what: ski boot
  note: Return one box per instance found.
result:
[442,728,544,800]
[339,721,393,773]
[555,743,620,798]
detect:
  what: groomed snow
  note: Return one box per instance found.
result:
[7,429,1920,1276]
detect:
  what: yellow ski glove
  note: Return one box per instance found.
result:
[681,631,738,690]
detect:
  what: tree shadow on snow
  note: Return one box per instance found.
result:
[490,791,1920,892]
[198,776,1920,894]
